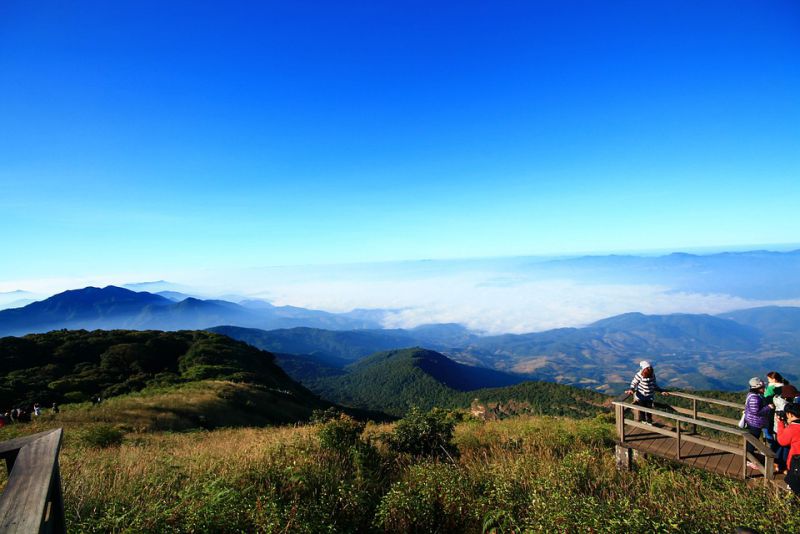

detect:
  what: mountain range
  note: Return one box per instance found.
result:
[214,307,800,393]
[2,285,799,394]
[0,286,381,336]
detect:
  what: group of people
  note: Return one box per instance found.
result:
[0,402,59,427]
[743,372,800,491]
[625,361,800,495]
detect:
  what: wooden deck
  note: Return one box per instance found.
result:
[621,425,764,481]
[613,392,787,490]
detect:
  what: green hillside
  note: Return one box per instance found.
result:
[307,347,606,417]
[0,329,330,423]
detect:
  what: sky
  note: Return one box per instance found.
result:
[1,1,799,288]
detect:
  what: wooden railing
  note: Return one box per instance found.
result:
[612,393,776,485]
[0,429,65,533]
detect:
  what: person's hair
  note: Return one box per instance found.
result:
[784,403,800,418]
[767,371,785,383]
[641,367,653,379]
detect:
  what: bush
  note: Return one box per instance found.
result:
[389,407,457,459]
[63,391,87,403]
[317,414,365,452]
[81,424,125,448]
[375,462,477,532]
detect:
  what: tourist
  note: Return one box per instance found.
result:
[743,377,773,467]
[777,403,800,495]
[765,371,796,470]
[33,403,41,416]
[762,372,785,455]
[52,402,60,414]
[625,360,669,424]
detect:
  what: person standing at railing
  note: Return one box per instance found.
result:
[744,377,774,468]
[765,371,797,471]
[625,361,669,425]
[777,403,800,495]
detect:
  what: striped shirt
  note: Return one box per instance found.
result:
[630,371,662,400]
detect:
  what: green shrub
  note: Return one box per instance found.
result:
[317,414,365,451]
[81,424,125,448]
[375,462,477,532]
[63,391,87,403]
[310,407,340,424]
[389,407,457,459]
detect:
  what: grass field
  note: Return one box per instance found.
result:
[0,385,796,533]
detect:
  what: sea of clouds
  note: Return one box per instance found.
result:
[4,254,800,335]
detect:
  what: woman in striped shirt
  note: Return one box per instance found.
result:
[626,360,669,424]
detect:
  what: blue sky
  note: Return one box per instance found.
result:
[1,1,799,284]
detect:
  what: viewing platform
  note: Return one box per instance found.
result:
[613,392,786,490]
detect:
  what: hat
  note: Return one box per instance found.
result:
[639,361,651,369]
[748,377,764,389]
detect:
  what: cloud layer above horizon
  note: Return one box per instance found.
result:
[6,252,799,335]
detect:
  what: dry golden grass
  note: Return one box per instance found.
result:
[0,407,797,532]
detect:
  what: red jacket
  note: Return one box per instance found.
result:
[777,419,800,469]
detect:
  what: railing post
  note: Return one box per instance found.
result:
[742,438,748,479]
[676,421,682,460]
[691,398,698,434]
[48,457,66,533]
[764,455,774,486]
[615,403,625,443]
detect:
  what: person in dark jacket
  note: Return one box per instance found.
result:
[625,360,669,424]
[744,377,774,466]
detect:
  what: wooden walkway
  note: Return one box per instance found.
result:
[622,425,764,481]
[613,392,786,489]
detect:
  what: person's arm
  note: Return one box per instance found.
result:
[755,396,773,417]
[630,373,640,390]
[652,375,669,395]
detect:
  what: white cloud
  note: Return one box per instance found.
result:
[5,258,800,334]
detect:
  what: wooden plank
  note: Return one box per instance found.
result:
[648,434,675,457]
[678,440,708,466]
[667,391,744,409]
[676,443,714,472]
[0,430,60,457]
[614,402,744,435]
[701,448,731,474]
[615,404,625,442]
[718,449,742,478]
[671,406,739,427]
[680,433,743,456]
[622,434,742,480]
[0,429,63,534]
[742,433,775,458]
[622,421,755,482]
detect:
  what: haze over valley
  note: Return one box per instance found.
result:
[3,247,799,395]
